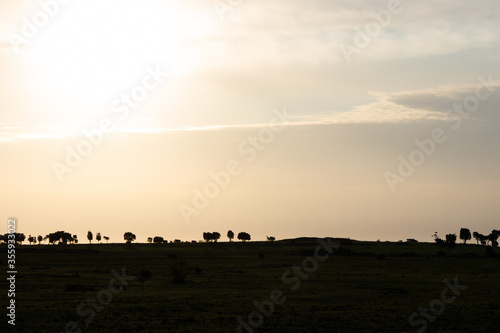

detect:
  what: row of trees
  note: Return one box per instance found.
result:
[86,231,110,244]
[0,231,256,245]
[144,231,257,244]
[203,231,252,242]
[0,232,77,245]
[433,228,500,254]
[459,228,499,246]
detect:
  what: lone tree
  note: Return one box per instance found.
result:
[237,232,251,242]
[266,236,276,242]
[212,232,221,242]
[459,228,471,244]
[103,236,110,244]
[96,233,102,244]
[147,237,153,243]
[153,236,164,244]
[87,231,93,244]
[124,232,136,244]
[227,230,234,242]
[37,235,43,245]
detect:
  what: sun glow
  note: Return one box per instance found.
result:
[26,0,215,117]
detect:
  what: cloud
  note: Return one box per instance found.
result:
[205,0,500,65]
[2,79,498,143]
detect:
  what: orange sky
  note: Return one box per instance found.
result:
[1,0,499,242]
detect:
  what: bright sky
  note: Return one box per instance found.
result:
[1,0,499,243]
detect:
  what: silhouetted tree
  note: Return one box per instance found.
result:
[433,232,446,253]
[124,232,136,244]
[87,231,93,244]
[96,233,102,244]
[473,232,492,245]
[238,232,251,242]
[227,230,234,242]
[473,231,480,244]
[28,235,35,245]
[37,235,43,244]
[459,228,471,244]
[445,233,457,253]
[103,236,109,244]
[212,232,221,242]
[73,235,78,244]
[15,233,26,244]
[154,236,164,244]
[44,231,74,245]
[487,230,499,247]
[147,237,153,243]
[203,232,214,242]
[266,236,276,242]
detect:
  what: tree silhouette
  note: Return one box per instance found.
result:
[16,233,26,244]
[96,233,102,244]
[44,231,74,245]
[487,230,499,247]
[445,233,457,253]
[103,236,110,244]
[212,232,221,242]
[37,235,43,244]
[227,230,234,242]
[124,232,136,244]
[153,236,164,244]
[147,237,153,243]
[203,232,214,242]
[28,235,35,245]
[87,231,93,244]
[473,231,480,244]
[237,232,251,242]
[459,228,471,244]
[266,236,276,242]
[474,232,488,245]
[432,232,446,253]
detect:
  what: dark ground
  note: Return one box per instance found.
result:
[2,238,500,332]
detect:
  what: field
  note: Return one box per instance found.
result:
[3,239,500,332]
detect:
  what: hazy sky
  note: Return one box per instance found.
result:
[1,0,499,243]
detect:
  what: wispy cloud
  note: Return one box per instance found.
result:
[3,81,497,143]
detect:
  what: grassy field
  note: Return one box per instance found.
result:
[3,239,500,332]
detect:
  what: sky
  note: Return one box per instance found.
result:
[1,0,499,243]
